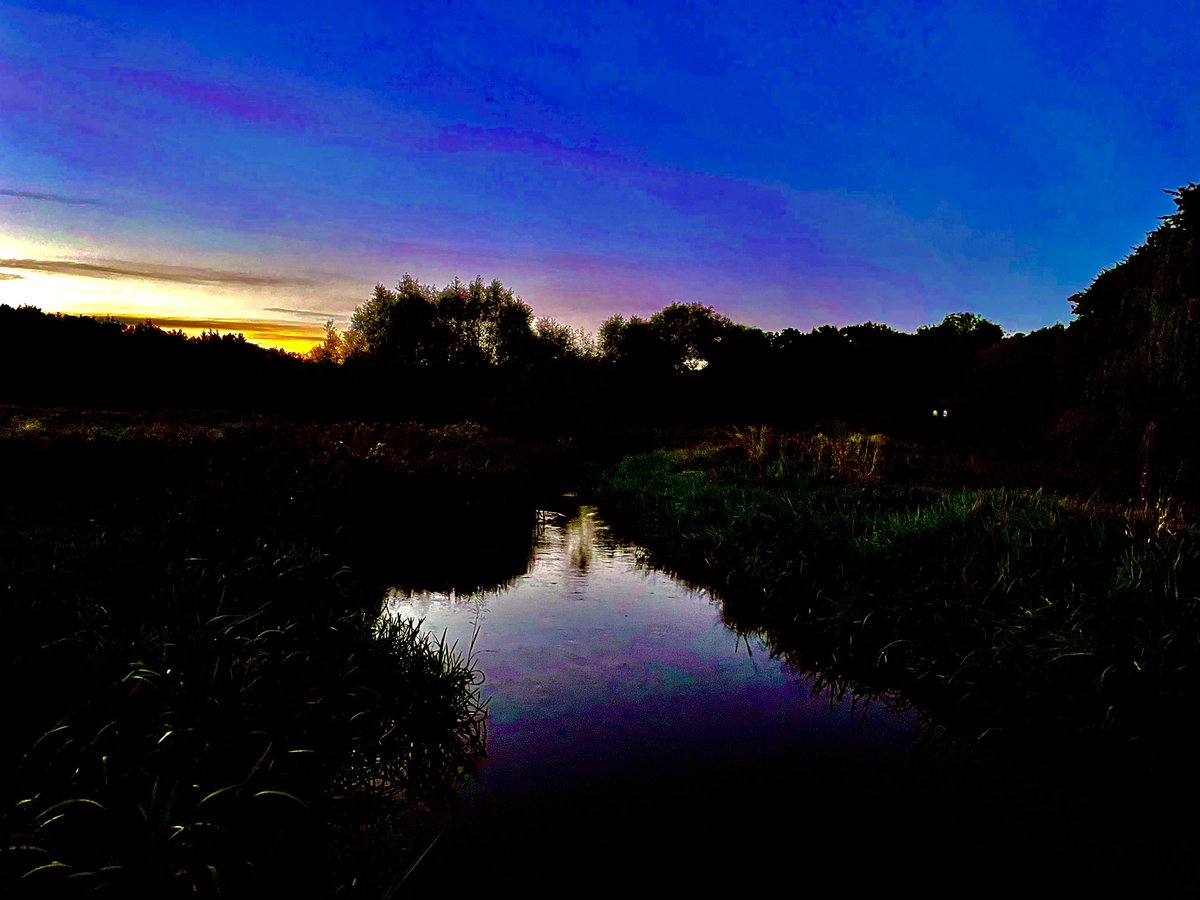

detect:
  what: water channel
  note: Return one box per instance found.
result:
[389,504,1183,893]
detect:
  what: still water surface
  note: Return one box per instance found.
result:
[385,506,916,795]
[389,505,1197,893]
[387,506,927,886]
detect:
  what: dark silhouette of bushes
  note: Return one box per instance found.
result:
[0,290,1014,435]
[0,305,326,413]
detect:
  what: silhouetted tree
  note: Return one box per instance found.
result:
[647,303,735,372]
[598,314,673,376]
[346,277,446,366]
[308,320,347,364]
[343,275,534,370]
[533,317,594,363]
[0,305,308,410]
[1065,183,1200,496]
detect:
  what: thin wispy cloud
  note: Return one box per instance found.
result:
[0,273,24,280]
[110,68,309,130]
[262,307,344,321]
[102,314,324,340]
[0,188,104,206]
[427,124,626,172]
[421,123,822,258]
[0,258,316,287]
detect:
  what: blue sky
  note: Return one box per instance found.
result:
[1,0,1195,349]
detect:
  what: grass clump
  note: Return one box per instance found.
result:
[0,547,487,898]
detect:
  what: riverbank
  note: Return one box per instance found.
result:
[0,407,561,896]
[589,436,1200,758]
[399,501,1196,896]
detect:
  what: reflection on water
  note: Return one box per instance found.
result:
[391,505,1198,893]
[384,505,915,797]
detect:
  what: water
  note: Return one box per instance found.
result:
[387,505,1188,893]
[385,507,915,796]
[385,506,933,889]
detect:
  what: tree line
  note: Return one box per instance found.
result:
[299,272,1031,431]
[3,183,1198,494]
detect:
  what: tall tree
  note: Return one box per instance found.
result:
[343,275,534,369]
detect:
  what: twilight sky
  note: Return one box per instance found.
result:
[1,0,1195,351]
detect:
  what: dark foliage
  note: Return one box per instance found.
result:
[1065,184,1200,498]
[0,305,339,413]
[0,412,572,896]
[592,445,1200,754]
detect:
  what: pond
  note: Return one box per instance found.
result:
[388,504,1185,893]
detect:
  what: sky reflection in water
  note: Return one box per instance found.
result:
[384,506,915,797]
[387,507,1188,894]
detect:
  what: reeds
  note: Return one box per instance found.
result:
[591,446,1200,749]
[1,548,488,897]
[0,409,533,896]
[797,428,890,481]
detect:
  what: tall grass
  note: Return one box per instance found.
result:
[0,409,545,896]
[0,547,488,897]
[591,443,1200,750]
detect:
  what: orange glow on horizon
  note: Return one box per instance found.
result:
[94,313,326,355]
[0,247,339,355]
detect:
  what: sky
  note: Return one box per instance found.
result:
[1,0,1196,352]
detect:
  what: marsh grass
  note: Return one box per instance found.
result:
[798,428,891,481]
[729,424,780,466]
[0,408,542,896]
[592,445,1200,750]
[1,549,488,897]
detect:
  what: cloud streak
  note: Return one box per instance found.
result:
[0,258,316,287]
[0,273,24,280]
[105,313,319,332]
[110,68,309,130]
[262,306,343,321]
[0,188,104,206]
[102,314,325,343]
[427,124,627,173]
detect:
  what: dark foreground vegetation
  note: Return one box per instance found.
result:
[4,183,1200,893]
[0,411,576,896]
[593,437,1197,754]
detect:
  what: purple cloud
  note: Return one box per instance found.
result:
[110,68,309,129]
[424,122,823,250]
[428,124,627,173]
[0,59,46,114]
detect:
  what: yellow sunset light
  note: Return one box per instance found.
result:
[0,243,330,354]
